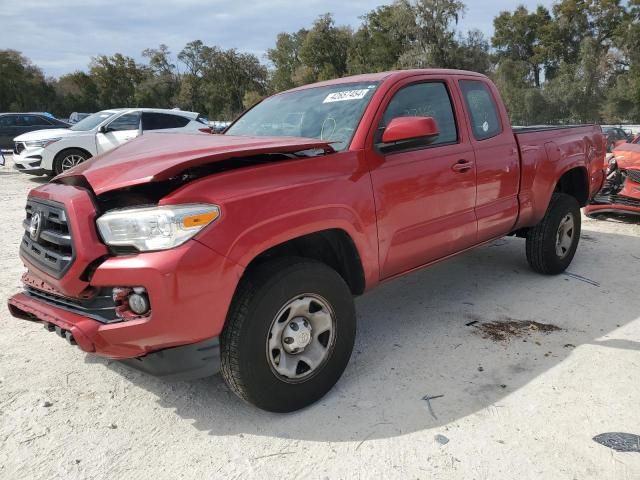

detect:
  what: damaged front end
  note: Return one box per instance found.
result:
[586,155,640,218]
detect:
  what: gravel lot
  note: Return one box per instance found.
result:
[1,157,639,479]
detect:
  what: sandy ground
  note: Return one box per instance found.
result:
[1,156,639,480]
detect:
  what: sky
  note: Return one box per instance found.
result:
[1,0,554,78]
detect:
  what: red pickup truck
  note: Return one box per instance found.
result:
[8,69,604,412]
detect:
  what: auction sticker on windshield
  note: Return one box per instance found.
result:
[323,89,371,103]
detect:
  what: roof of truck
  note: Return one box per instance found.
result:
[282,69,488,94]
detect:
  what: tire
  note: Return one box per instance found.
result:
[53,149,90,175]
[526,193,581,275]
[220,257,356,412]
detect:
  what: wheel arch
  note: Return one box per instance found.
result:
[554,166,589,207]
[52,147,93,174]
[239,228,367,296]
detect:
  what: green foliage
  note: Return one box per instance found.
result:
[0,0,638,123]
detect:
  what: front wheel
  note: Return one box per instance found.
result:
[526,193,581,274]
[53,149,90,175]
[220,258,356,412]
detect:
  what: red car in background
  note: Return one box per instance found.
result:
[587,136,640,218]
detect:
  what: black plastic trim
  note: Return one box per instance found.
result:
[23,287,120,323]
[119,337,221,380]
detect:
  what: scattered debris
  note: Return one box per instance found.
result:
[422,394,444,420]
[477,366,484,372]
[20,429,49,444]
[563,271,600,287]
[563,344,576,349]
[593,432,640,453]
[108,423,118,429]
[500,384,507,389]
[253,451,297,460]
[42,400,53,408]
[465,320,479,327]
[474,319,561,342]
[435,434,450,445]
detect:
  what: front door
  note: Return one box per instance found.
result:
[368,78,478,279]
[96,111,141,154]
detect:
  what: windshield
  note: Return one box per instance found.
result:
[70,111,117,131]
[226,82,380,151]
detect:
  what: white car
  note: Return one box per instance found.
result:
[13,108,211,176]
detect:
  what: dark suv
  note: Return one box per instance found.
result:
[0,113,69,150]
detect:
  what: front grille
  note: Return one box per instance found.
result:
[20,198,74,279]
[14,142,25,155]
[626,169,640,184]
[592,192,640,208]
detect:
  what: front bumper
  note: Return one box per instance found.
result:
[8,240,243,372]
[13,146,54,174]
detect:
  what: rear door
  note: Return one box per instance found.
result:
[96,111,141,154]
[458,78,520,242]
[368,76,478,279]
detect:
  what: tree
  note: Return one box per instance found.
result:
[267,30,308,92]
[399,0,466,68]
[348,1,415,74]
[453,29,492,74]
[492,6,551,87]
[136,44,179,107]
[177,40,206,111]
[89,53,144,107]
[0,50,55,112]
[54,71,99,115]
[298,14,352,82]
[200,47,268,119]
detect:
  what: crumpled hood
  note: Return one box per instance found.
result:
[613,142,640,170]
[54,132,333,195]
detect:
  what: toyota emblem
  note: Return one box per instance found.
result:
[29,212,42,241]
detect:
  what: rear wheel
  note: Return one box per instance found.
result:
[220,258,356,412]
[526,193,581,274]
[53,149,90,175]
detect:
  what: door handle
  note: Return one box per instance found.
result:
[452,159,473,173]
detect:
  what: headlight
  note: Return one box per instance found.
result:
[96,204,220,251]
[24,138,61,148]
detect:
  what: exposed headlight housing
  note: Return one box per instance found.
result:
[96,204,220,251]
[24,138,61,148]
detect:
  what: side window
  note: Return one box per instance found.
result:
[108,112,141,132]
[379,82,457,146]
[0,116,18,127]
[21,115,52,126]
[142,113,190,130]
[459,80,502,140]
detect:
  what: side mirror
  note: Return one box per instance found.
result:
[99,125,110,134]
[380,116,440,150]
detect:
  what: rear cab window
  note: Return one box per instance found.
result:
[459,80,502,141]
[377,81,458,147]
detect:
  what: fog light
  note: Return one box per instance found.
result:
[112,287,151,319]
[128,289,150,315]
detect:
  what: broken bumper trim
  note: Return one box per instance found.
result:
[119,337,221,380]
